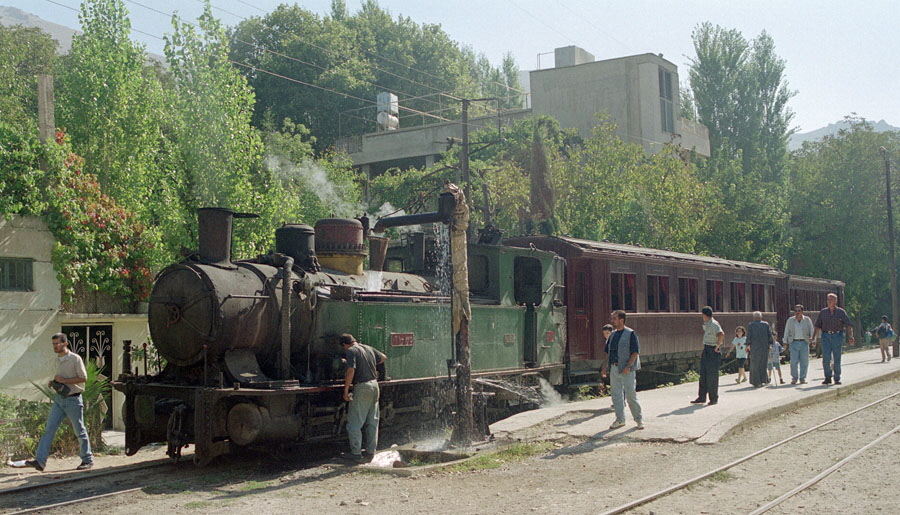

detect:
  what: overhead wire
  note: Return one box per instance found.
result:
[120,0,458,123]
[222,0,528,98]
[42,0,517,132]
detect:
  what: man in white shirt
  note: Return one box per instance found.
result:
[25,333,93,472]
[783,304,815,384]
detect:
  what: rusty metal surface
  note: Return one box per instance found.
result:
[315,218,366,255]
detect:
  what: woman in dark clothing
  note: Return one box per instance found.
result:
[746,311,774,387]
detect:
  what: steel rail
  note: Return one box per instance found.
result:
[0,458,172,496]
[599,389,900,515]
[749,423,900,514]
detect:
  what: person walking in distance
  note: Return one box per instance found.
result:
[873,315,893,363]
[812,293,854,385]
[692,306,724,406]
[25,333,93,472]
[340,333,387,464]
[601,311,644,429]
[783,304,815,384]
[746,311,774,387]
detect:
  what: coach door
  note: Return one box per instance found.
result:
[61,325,113,427]
[569,260,593,360]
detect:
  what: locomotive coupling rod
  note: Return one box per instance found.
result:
[224,294,270,299]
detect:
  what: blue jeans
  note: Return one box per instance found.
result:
[789,340,810,381]
[821,332,844,381]
[35,394,93,467]
[609,366,642,423]
[346,380,380,456]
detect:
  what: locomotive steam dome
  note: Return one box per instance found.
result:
[315,218,367,275]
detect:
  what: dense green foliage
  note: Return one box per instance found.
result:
[229,0,522,151]
[788,119,900,326]
[0,25,56,132]
[4,1,900,329]
[686,23,794,267]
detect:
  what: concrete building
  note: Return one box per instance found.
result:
[0,215,148,430]
[337,46,710,178]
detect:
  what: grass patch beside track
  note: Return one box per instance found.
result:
[440,441,555,473]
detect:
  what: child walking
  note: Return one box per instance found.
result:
[768,339,785,385]
[728,326,748,384]
[874,315,893,363]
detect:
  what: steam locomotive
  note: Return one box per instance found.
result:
[117,195,566,465]
[117,195,842,465]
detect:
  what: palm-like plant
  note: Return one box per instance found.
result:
[32,360,110,454]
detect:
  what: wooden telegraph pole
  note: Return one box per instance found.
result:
[37,75,55,144]
[881,147,899,358]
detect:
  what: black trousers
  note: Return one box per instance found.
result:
[697,345,721,402]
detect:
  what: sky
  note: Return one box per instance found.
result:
[4,0,898,133]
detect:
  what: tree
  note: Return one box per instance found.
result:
[166,1,271,257]
[556,117,711,251]
[0,25,56,131]
[686,23,796,265]
[229,1,522,151]
[55,0,175,266]
[788,118,900,325]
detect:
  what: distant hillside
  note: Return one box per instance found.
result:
[789,119,899,150]
[0,6,164,62]
[0,6,80,54]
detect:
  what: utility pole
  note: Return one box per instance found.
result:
[460,99,471,239]
[881,147,899,358]
[37,75,55,144]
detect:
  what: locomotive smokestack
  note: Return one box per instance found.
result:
[197,208,258,265]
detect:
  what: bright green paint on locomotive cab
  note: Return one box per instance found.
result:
[315,244,566,381]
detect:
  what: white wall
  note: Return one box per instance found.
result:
[0,215,149,430]
[0,215,60,401]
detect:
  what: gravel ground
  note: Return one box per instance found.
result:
[6,377,899,514]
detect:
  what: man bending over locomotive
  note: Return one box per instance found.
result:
[340,333,386,464]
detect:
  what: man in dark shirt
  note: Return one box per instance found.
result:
[812,293,854,385]
[601,310,643,430]
[340,333,386,463]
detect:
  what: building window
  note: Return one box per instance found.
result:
[659,68,675,133]
[730,282,746,312]
[0,258,33,291]
[706,280,724,312]
[647,275,669,312]
[610,273,636,311]
[767,285,775,311]
[678,277,698,312]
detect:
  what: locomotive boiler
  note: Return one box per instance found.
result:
[118,200,568,465]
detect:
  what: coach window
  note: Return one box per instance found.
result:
[0,258,33,291]
[766,285,775,311]
[647,275,669,312]
[751,283,765,311]
[705,280,723,312]
[610,273,636,311]
[678,277,698,312]
[730,282,746,312]
[513,256,543,305]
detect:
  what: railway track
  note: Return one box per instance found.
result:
[0,456,184,515]
[0,439,351,514]
[600,389,900,515]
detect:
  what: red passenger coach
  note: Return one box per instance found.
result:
[505,236,844,387]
